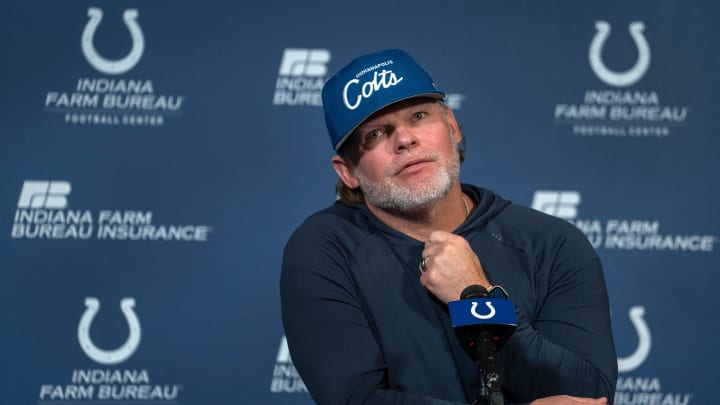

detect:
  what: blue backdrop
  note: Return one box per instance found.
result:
[2,1,718,404]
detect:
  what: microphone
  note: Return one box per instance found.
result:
[449,285,517,405]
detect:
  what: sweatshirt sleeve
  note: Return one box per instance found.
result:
[279,218,468,405]
[498,225,618,404]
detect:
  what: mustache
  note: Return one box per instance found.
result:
[387,152,441,176]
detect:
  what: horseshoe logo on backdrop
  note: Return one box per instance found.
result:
[589,21,650,87]
[617,306,651,372]
[81,7,145,75]
[470,301,496,320]
[78,297,141,365]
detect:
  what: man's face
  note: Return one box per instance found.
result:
[347,98,462,212]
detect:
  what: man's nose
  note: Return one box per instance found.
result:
[393,125,419,153]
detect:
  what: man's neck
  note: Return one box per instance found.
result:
[366,183,472,242]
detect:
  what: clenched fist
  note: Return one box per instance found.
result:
[419,231,491,304]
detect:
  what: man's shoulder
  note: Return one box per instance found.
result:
[281,202,382,275]
[287,202,375,246]
[489,202,588,247]
[502,202,573,228]
[302,202,368,228]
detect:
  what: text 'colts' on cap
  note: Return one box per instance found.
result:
[321,49,446,151]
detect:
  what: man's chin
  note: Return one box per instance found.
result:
[369,185,452,212]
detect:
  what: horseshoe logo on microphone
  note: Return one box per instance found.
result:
[470,301,496,320]
[589,21,650,87]
[81,7,145,75]
[78,297,142,365]
[617,306,651,372]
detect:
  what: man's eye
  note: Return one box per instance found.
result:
[367,130,383,140]
[412,111,427,121]
[359,129,384,149]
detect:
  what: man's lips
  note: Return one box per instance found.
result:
[395,158,434,175]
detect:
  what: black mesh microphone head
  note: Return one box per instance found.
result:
[460,284,489,300]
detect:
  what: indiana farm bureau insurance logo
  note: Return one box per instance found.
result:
[12,180,211,242]
[38,297,183,402]
[43,7,187,127]
[531,190,716,252]
[553,21,691,138]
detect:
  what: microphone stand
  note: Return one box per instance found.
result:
[459,285,508,405]
[474,331,504,405]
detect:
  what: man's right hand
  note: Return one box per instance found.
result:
[419,231,491,304]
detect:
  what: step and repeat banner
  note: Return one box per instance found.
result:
[2,1,718,404]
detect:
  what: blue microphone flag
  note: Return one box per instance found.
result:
[449,298,518,328]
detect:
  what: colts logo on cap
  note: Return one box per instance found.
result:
[342,69,404,110]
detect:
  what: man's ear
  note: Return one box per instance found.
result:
[331,155,360,189]
[446,108,463,144]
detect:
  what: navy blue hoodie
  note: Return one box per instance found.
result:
[281,185,617,404]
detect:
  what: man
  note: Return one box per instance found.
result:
[280,49,617,405]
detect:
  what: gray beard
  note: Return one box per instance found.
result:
[355,147,461,212]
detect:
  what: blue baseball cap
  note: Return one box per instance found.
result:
[322,49,446,151]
